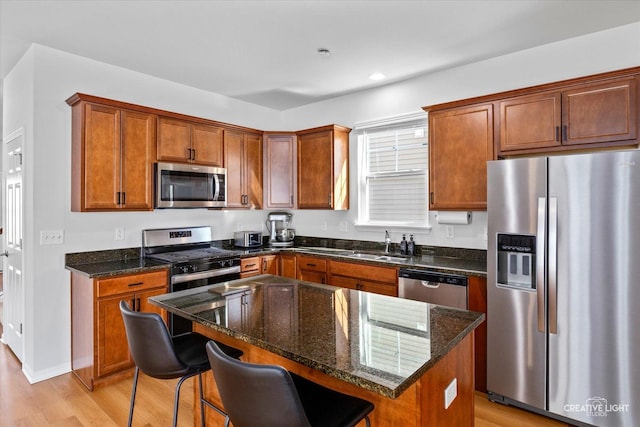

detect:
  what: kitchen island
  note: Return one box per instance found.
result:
[150,274,484,426]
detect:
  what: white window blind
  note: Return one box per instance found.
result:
[356,113,428,226]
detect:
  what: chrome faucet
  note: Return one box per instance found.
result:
[384,230,391,253]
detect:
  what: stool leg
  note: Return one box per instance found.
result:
[198,372,206,427]
[173,375,190,427]
[127,367,140,427]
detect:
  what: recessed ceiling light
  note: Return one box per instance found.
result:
[369,72,385,81]
[317,48,331,57]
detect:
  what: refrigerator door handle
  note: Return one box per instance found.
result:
[536,197,546,333]
[548,197,558,334]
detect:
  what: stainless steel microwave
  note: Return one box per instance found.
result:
[155,162,226,208]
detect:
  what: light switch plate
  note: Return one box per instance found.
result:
[444,378,457,409]
[40,230,64,245]
[445,225,454,239]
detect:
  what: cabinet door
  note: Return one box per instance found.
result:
[136,288,168,322]
[244,133,263,209]
[563,77,637,146]
[157,117,191,163]
[83,104,121,210]
[261,255,278,275]
[97,294,133,377]
[192,123,224,166]
[121,110,156,210]
[297,130,333,209]
[279,254,297,278]
[241,257,260,278]
[429,103,493,210]
[224,130,245,208]
[264,134,296,208]
[499,92,562,153]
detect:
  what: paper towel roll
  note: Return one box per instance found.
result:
[436,211,471,225]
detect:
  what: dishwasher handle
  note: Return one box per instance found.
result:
[421,280,441,289]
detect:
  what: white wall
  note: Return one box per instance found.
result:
[2,21,639,381]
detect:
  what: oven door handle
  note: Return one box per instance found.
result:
[171,266,241,285]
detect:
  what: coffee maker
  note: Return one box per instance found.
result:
[266,211,295,247]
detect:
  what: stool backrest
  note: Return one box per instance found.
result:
[205,340,312,427]
[119,300,188,379]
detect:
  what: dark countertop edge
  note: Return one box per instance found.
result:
[150,291,485,399]
[65,260,171,278]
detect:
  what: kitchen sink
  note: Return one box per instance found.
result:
[375,255,408,262]
[348,253,381,260]
[348,253,408,262]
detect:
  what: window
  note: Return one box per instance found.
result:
[356,113,429,227]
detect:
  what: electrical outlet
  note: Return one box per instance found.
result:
[40,230,64,245]
[339,221,348,232]
[321,221,327,231]
[445,225,454,239]
[444,378,457,409]
[115,227,125,241]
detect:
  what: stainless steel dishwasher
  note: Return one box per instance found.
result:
[398,268,468,309]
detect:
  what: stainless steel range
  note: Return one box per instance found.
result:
[142,226,241,335]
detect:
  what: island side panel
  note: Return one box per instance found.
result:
[420,333,475,426]
[193,323,475,427]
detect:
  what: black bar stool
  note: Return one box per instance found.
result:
[119,300,243,427]
[205,340,374,427]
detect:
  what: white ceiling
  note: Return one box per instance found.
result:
[1,0,640,111]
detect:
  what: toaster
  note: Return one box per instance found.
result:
[234,231,262,248]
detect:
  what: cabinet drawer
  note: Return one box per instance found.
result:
[330,275,397,297]
[241,257,260,273]
[297,255,327,272]
[329,261,397,284]
[97,270,168,298]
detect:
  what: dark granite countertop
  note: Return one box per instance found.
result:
[149,274,485,398]
[65,242,486,279]
[65,248,170,278]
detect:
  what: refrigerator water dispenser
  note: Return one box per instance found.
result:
[496,234,536,290]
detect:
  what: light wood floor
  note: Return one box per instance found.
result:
[0,341,571,427]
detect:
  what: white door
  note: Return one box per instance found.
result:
[2,129,24,361]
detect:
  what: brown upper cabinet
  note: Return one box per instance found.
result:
[296,125,350,210]
[428,103,494,211]
[224,130,263,209]
[67,94,156,211]
[264,133,297,209]
[157,117,224,166]
[499,76,638,154]
[424,67,640,210]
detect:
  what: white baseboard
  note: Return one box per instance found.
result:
[22,361,72,384]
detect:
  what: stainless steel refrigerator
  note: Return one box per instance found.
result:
[487,150,640,427]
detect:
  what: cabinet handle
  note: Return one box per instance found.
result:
[328,193,332,207]
[555,126,560,142]
[562,125,567,142]
[290,195,294,205]
[122,192,126,205]
[430,192,434,204]
[130,298,136,311]
[191,149,196,160]
[186,148,191,160]
[128,282,144,287]
[136,298,141,311]
[306,263,316,267]
[116,191,121,205]
[263,259,267,271]
[246,263,256,269]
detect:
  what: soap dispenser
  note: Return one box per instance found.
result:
[407,234,415,256]
[400,234,407,255]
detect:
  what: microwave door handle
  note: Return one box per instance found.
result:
[213,174,220,201]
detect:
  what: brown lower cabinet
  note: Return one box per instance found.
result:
[71,269,168,390]
[296,255,327,284]
[327,260,398,296]
[241,255,278,278]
